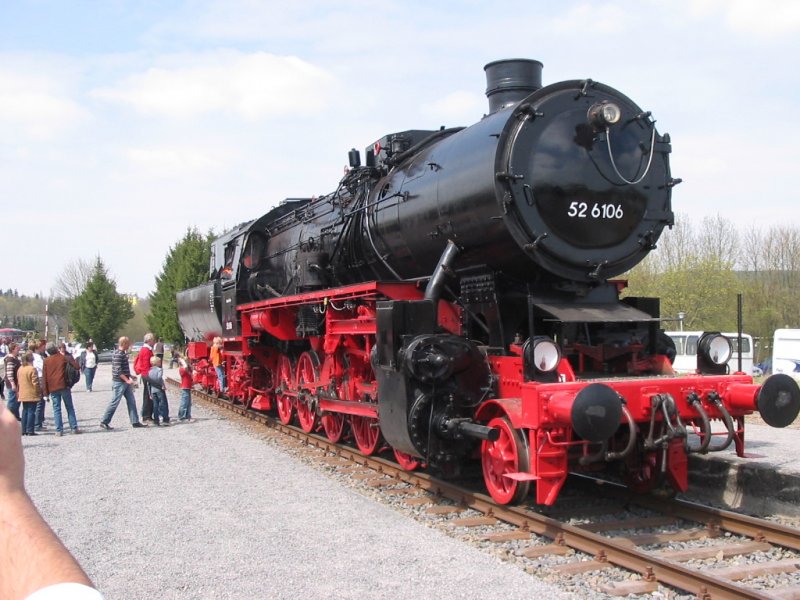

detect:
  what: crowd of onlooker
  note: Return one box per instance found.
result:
[1,338,83,436]
[1,332,195,436]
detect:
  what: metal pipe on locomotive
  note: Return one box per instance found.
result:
[177,59,800,505]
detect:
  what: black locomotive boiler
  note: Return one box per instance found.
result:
[178,59,799,505]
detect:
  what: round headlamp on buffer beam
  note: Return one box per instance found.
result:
[696,332,733,375]
[523,336,562,383]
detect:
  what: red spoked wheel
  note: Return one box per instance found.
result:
[320,352,348,443]
[295,352,320,433]
[341,340,380,455]
[275,355,294,425]
[393,449,422,471]
[481,417,531,505]
[321,411,346,443]
[351,415,381,455]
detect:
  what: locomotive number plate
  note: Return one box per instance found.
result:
[567,201,624,220]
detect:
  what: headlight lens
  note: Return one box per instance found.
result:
[531,337,561,372]
[699,333,732,366]
[601,103,621,124]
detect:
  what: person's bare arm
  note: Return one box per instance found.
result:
[0,403,94,600]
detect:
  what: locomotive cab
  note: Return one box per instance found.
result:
[211,223,251,337]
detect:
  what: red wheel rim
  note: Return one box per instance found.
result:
[343,341,380,455]
[320,351,349,443]
[295,352,319,433]
[481,417,530,505]
[321,412,346,443]
[275,355,294,425]
[393,449,421,471]
[351,415,380,455]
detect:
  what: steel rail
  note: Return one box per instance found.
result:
[173,380,796,599]
[572,474,800,552]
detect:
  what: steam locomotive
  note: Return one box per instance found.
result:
[177,59,800,505]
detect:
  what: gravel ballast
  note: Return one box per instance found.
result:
[21,365,571,599]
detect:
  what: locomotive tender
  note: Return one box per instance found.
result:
[177,59,800,505]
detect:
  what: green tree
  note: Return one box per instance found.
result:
[70,257,135,349]
[625,215,744,331]
[125,297,152,344]
[147,228,213,345]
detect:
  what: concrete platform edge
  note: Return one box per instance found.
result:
[686,454,800,517]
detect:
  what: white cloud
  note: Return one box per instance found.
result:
[125,145,230,179]
[670,129,800,234]
[91,51,337,120]
[550,2,635,34]
[146,0,395,46]
[0,66,88,141]
[688,0,800,36]
[420,91,486,123]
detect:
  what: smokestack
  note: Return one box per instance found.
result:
[484,59,543,113]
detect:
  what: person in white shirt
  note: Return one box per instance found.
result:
[32,339,47,431]
[79,343,99,392]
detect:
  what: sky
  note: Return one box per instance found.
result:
[2,0,799,298]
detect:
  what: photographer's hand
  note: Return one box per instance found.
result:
[0,403,98,600]
[0,402,24,495]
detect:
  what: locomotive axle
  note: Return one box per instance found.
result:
[438,418,500,443]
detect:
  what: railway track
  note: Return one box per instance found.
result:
[170,379,800,599]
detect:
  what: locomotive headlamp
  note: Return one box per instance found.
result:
[588,101,622,128]
[699,334,732,365]
[697,332,732,375]
[526,336,561,373]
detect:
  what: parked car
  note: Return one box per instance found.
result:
[756,357,772,376]
[97,348,116,363]
[131,342,145,354]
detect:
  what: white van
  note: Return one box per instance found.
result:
[772,328,800,381]
[666,331,754,375]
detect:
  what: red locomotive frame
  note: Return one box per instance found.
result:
[186,280,778,506]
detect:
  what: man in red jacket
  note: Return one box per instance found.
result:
[133,333,155,422]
